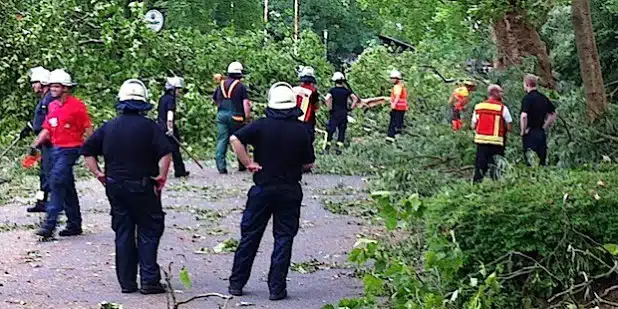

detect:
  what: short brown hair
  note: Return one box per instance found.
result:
[524,74,538,88]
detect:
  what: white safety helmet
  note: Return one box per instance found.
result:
[390,69,403,80]
[48,69,77,87]
[332,72,345,82]
[118,79,149,102]
[268,82,297,110]
[29,67,51,85]
[227,61,244,75]
[165,76,185,90]
[299,66,316,79]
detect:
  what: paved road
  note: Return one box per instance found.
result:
[0,164,367,309]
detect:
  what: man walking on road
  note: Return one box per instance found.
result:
[21,67,54,213]
[213,62,251,174]
[82,79,172,295]
[471,84,513,182]
[228,82,315,301]
[31,69,92,237]
[520,74,557,166]
[157,76,189,178]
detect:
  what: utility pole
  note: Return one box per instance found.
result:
[294,0,299,55]
[264,0,269,41]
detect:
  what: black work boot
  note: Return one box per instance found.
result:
[35,228,53,238]
[269,290,288,301]
[218,169,228,175]
[27,201,47,213]
[228,286,243,296]
[174,171,190,178]
[140,282,167,295]
[58,228,83,237]
[121,285,138,294]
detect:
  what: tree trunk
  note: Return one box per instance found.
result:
[572,0,607,120]
[493,11,556,89]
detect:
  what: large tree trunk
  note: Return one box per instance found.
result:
[493,11,556,89]
[572,0,607,120]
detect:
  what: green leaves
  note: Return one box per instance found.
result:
[603,243,618,255]
[179,266,192,289]
[362,274,384,295]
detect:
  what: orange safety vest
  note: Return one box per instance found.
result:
[391,83,408,111]
[453,86,470,111]
[474,98,506,146]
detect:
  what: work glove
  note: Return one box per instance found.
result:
[165,129,174,136]
[19,126,32,139]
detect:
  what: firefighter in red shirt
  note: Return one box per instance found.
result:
[293,67,320,143]
[471,84,513,182]
[31,69,93,238]
[387,70,408,141]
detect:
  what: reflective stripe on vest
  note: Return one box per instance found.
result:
[474,99,505,146]
[221,80,240,99]
[391,83,408,111]
[294,86,314,122]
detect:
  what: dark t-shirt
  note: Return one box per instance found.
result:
[157,93,176,128]
[33,91,54,134]
[212,79,249,110]
[329,86,353,115]
[81,114,173,181]
[234,117,315,186]
[521,90,556,129]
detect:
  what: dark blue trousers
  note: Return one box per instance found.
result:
[39,144,52,201]
[44,147,82,231]
[523,128,548,166]
[327,113,348,143]
[230,184,303,295]
[388,110,405,138]
[106,178,165,289]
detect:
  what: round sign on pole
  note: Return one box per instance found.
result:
[145,9,164,32]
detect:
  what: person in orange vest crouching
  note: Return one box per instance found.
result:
[448,80,476,131]
[386,70,408,142]
[471,84,513,183]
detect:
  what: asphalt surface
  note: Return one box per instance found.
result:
[0,163,368,309]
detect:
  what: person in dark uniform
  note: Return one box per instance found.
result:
[228,82,315,301]
[82,79,172,295]
[31,69,92,238]
[157,76,189,178]
[21,67,54,213]
[520,74,557,166]
[213,62,251,174]
[325,72,359,154]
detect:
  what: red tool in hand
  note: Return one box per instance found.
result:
[22,153,41,169]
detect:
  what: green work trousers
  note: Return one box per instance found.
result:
[216,110,244,172]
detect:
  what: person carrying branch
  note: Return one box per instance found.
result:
[228,82,315,301]
[82,79,172,295]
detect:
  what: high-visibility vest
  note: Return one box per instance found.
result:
[453,86,470,111]
[219,79,245,121]
[474,99,506,146]
[294,84,317,123]
[391,83,408,111]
